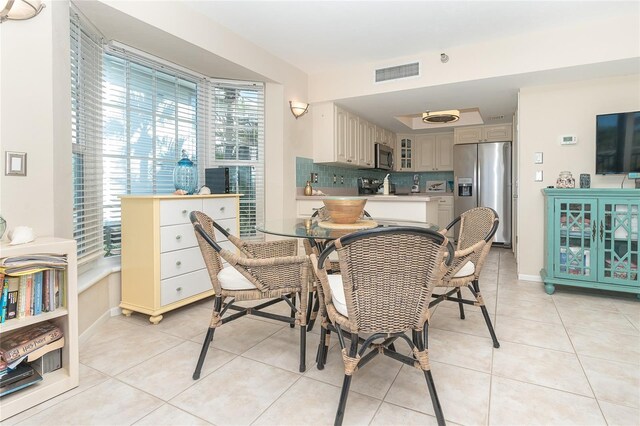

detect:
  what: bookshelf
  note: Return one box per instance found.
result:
[0,238,78,420]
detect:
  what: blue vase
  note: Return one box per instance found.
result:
[173,150,198,194]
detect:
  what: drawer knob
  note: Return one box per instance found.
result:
[176,287,182,292]
[182,209,188,214]
[226,228,231,232]
[220,206,225,211]
[176,235,182,240]
[176,261,182,266]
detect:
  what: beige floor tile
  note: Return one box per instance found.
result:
[489,376,605,425]
[551,290,620,313]
[580,355,640,408]
[190,316,285,355]
[495,314,574,352]
[170,356,300,425]
[598,400,640,426]
[144,305,214,339]
[492,341,592,396]
[242,326,321,373]
[304,343,402,400]
[3,364,109,425]
[117,340,236,400]
[429,328,494,373]
[496,297,563,325]
[371,402,461,426]
[133,403,213,425]
[15,379,162,426]
[610,297,640,317]
[626,313,640,331]
[557,306,639,336]
[253,376,381,426]
[81,320,183,376]
[497,282,552,303]
[567,325,640,364]
[430,303,497,341]
[385,362,491,425]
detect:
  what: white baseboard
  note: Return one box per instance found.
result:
[518,274,542,282]
[79,307,123,346]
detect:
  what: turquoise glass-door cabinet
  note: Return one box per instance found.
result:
[542,189,639,297]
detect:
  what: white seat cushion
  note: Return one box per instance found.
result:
[454,261,475,278]
[217,266,257,290]
[327,274,348,317]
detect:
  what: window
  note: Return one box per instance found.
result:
[71,12,265,262]
[205,81,265,238]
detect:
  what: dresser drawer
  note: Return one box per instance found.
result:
[214,218,237,241]
[160,268,211,306]
[161,246,206,280]
[160,199,203,226]
[161,223,198,253]
[203,198,237,220]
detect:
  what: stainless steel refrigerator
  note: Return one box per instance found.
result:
[454,141,512,246]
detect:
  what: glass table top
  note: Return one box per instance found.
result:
[256,218,439,241]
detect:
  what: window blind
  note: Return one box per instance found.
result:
[70,10,104,263]
[203,80,265,238]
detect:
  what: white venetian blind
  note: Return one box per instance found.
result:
[203,80,265,238]
[70,10,104,263]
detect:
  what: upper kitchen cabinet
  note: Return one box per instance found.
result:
[454,124,513,144]
[374,126,395,146]
[357,118,375,168]
[414,132,454,172]
[313,103,358,166]
[397,136,414,171]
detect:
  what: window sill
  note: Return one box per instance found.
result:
[78,256,121,294]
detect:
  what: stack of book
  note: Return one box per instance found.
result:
[0,254,67,323]
[0,321,64,397]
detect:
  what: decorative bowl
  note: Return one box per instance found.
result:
[322,197,367,224]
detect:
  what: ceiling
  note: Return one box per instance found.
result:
[190,0,639,133]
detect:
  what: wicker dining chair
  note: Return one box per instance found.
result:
[430,206,500,348]
[190,211,311,377]
[311,226,454,426]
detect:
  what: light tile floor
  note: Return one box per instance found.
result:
[7,248,640,425]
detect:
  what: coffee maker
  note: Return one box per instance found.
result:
[357,177,382,195]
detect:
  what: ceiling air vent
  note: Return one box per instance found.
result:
[375,62,419,83]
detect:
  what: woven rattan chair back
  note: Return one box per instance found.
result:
[332,227,450,334]
[191,211,224,294]
[456,207,498,275]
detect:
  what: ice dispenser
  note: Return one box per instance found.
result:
[458,177,473,196]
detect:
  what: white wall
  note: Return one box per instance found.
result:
[517,74,640,279]
[0,0,71,240]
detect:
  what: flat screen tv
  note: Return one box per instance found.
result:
[596,111,640,174]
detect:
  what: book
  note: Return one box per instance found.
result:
[26,336,65,362]
[6,278,19,321]
[0,322,63,363]
[0,366,42,397]
[17,275,27,319]
[0,254,67,276]
[33,272,43,315]
[42,270,50,312]
[0,274,7,323]
[0,362,34,388]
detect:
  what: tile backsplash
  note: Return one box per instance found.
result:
[296,157,453,191]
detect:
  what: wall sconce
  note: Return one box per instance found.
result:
[0,0,45,23]
[289,101,309,119]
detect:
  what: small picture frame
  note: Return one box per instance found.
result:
[426,180,446,192]
[5,151,27,176]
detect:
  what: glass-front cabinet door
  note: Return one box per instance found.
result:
[399,137,413,170]
[598,200,639,286]
[554,199,597,281]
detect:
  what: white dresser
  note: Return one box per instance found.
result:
[120,195,240,324]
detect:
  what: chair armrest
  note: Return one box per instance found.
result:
[443,239,486,279]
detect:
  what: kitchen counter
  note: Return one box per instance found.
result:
[296,192,453,202]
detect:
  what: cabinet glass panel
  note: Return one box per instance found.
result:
[554,199,596,281]
[598,200,639,286]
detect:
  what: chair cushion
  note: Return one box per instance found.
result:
[454,261,475,278]
[327,274,348,317]
[217,266,257,290]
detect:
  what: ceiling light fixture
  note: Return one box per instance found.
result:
[422,110,460,124]
[0,0,45,23]
[289,101,309,119]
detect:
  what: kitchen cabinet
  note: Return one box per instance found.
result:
[416,133,454,171]
[312,103,360,167]
[397,136,415,171]
[541,189,639,296]
[437,197,455,238]
[373,126,395,146]
[120,194,240,324]
[454,124,512,144]
[0,238,78,421]
[357,118,375,168]
[296,197,439,223]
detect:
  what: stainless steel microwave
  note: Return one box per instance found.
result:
[374,143,394,170]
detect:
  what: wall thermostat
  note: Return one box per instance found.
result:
[560,135,578,145]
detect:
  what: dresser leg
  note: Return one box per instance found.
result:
[544,283,555,295]
[149,315,163,324]
[121,309,133,317]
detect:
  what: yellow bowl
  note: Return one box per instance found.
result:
[322,197,367,224]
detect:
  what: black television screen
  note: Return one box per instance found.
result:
[596,111,640,174]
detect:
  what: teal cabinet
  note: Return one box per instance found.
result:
[542,189,639,297]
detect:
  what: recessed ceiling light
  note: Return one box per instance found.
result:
[422,110,460,124]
